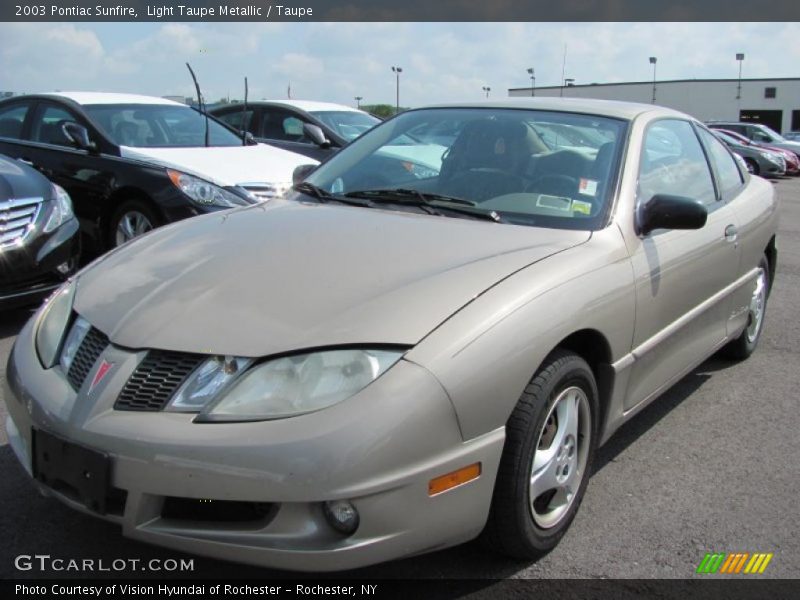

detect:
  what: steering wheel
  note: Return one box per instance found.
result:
[527,174,579,197]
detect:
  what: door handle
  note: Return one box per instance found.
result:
[18,157,35,166]
[724,224,738,243]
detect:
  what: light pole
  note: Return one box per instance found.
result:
[482,86,491,98]
[649,56,657,103]
[561,78,574,96]
[355,96,363,109]
[736,53,745,100]
[526,67,536,96]
[391,66,403,114]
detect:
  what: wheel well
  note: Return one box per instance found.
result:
[765,235,777,294]
[101,188,161,246]
[553,329,614,437]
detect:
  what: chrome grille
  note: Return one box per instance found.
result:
[115,351,205,411]
[66,327,110,391]
[240,182,291,202]
[0,197,42,249]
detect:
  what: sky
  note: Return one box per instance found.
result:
[2,22,799,107]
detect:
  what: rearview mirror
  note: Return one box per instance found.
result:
[303,123,331,148]
[293,163,318,185]
[637,194,707,236]
[62,122,97,152]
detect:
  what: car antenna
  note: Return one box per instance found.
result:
[186,62,210,147]
[242,76,248,146]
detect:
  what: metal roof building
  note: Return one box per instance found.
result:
[509,78,800,134]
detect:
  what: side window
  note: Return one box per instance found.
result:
[638,119,716,208]
[282,116,306,141]
[217,109,255,133]
[697,128,745,200]
[31,105,80,146]
[0,103,30,139]
[260,110,310,143]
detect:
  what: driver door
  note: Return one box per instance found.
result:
[624,118,740,411]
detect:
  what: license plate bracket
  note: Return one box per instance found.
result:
[32,429,111,515]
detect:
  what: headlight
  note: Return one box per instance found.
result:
[168,355,254,412]
[43,184,75,233]
[34,279,76,368]
[195,349,404,422]
[167,170,250,208]
[759,151,780,163]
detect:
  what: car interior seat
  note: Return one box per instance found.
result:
[113,121,140,146]
[439,118,540,201]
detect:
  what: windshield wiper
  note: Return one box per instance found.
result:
[292,182,371,207]
[343,188,502,222]
[345,188,476,206]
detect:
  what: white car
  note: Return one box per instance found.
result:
[0,92,316,252]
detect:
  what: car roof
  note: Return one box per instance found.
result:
[414,97,683,121]
[251,100,365,114]
[33,92,184,106]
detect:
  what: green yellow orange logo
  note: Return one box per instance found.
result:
[696,552,773,574]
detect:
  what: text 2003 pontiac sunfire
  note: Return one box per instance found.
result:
[5,99,777,571]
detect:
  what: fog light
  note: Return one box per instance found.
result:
[322,500,359,535]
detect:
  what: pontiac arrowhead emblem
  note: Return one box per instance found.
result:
[89,359,114,393]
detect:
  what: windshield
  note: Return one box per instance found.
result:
[309,110,380,142]
[300,108,627,230]
[757,125,785,142]
[84,104,243,147]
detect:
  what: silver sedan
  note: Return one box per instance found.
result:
[4,99,778,571]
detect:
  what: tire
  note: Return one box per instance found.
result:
[720,254,770,360]
[109,200,160,249]
[744,158,759,176]
[482,349,599,559]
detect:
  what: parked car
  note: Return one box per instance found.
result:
[0,93,315,254]
[0,153,79,309]
[706,121,800,160]
[711,130,786,176]
[782,131,800,142]
[713,128,799,175]
[5,99,777,571]
[210,100,380,160]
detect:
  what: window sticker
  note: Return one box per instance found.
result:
[579,178,598,197]
[536,194,572,212]
[571,199,592,215]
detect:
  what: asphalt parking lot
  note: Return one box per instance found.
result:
[1,176,799,581]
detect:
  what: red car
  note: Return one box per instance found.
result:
[715,128,799,175]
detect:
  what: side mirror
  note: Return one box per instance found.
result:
[62,122,97,152]
[303,123,331,148]
[243,131,257,145]
[637,194,708,236]
[292,163,318,185]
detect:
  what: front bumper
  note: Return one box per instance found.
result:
[4,317,503,571]
[0,218,80,310]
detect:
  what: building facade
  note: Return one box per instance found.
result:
[509,78,800,134]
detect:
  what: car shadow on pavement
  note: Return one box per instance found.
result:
[592,355,736,475]
[0,307,35,339]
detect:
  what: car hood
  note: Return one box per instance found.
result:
[119,144,316,188]
[0,155,52,200]
[74,200,590,357]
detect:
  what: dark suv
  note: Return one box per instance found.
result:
[1,153,79,309]
[707,121,800,159]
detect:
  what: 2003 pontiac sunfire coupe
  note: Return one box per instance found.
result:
[4,98,778,571]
